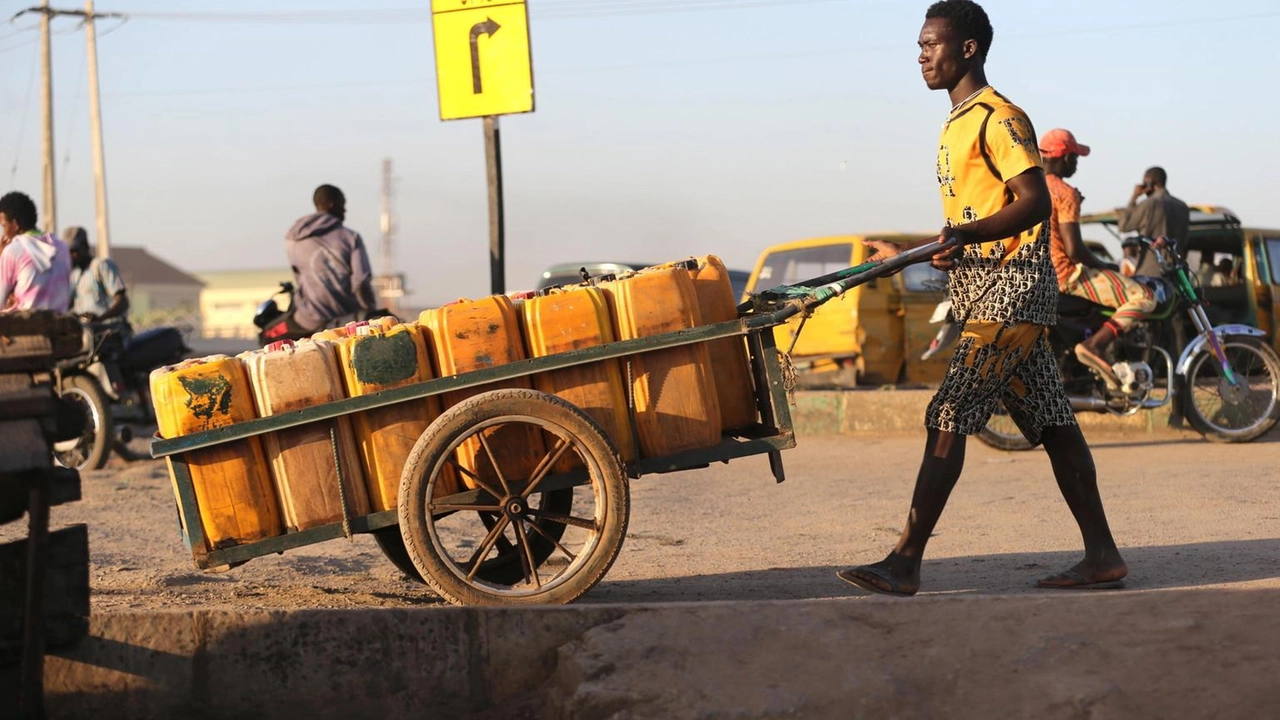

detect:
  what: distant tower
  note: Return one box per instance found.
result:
[380,158,395,273]
[374,158,405,315]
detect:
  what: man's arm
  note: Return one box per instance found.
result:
[1116,194,1152,234]
[349,235,378,310]
[1061,221,1116,271]
[865,168,1050,268]
[950,168,1051,246]
[85,258,130,321]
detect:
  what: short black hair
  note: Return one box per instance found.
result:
[0,191,38,232]
[1145,167,1168,186]
[925,0,994,59]
[313,184,345,213]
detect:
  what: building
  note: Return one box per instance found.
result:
[196,269,292,340]
[110,246,205,334]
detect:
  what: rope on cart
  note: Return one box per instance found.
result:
[330,424,354,540]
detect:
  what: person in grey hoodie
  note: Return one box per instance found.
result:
[281,184,378,335]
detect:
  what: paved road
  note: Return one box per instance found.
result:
[10,428,1278,611]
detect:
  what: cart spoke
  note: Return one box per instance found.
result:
[526,517,578,564]
[465,514,510,581]
[477,430,513,496]
[525,507,597,531]
[445,454,503,500]
[428,503,502,513]
[522,437,573,500]
[513,519,541,589]
[479,512,517,554]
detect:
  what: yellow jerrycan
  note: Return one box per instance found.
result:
[334,321,460,510]
[598,266,722,457]
[654,256,757,430]
[521,285,637,468]
[150,355,282,551]
[420,296,547,489]
[240,339,370,531]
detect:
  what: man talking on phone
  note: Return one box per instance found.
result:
[1117,166,1190,276]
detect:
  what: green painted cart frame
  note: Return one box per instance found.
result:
[150,244,944,606]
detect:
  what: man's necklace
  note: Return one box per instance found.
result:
[943,85,990,128]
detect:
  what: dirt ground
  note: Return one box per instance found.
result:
[6,427,1279,611]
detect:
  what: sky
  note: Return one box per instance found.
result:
[2,0,1278,309]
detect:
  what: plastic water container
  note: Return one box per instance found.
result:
[420,296,547,489]
[521,286,637,467]
[240,339,370,531]
[656,256,757,431]
[598,267,723,457]
[310,316,397,343]
[334,321,459,510]
[150,355,282,551]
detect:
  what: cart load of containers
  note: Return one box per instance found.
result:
[150,254,757,552]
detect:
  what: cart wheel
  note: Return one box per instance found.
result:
[373,488,573,586]
[398,389,629,606]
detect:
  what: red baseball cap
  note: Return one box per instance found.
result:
[1039,128,1090,158]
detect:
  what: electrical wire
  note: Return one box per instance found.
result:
[118,0,852,24]
[62,32,87,176]
[8,41,38,182]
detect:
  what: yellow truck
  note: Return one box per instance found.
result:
[743,234,950,387]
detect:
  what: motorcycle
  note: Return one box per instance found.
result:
[53,320,191,470]
[926,236,1280,450]
[252,281,393,346]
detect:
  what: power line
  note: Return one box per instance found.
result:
[8,41,39,181]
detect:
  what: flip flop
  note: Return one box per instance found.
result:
[1035,569,1127,590]
[1074,344,1121,390]
[836,566,918,597]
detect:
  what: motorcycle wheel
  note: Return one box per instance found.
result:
[976,403,1033,451]
[54,374,114,471]
[1182,336,1280,443]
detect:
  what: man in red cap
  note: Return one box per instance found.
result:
[1041,128,1155,386]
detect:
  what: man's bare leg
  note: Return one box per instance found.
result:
[1036,424,1128,588]
[838,428,966,595]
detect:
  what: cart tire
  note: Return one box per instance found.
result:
[398,389,629,606]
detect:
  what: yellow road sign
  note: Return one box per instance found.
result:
[432,0,534,121]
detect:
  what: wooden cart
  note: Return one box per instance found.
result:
[150,245,942,606]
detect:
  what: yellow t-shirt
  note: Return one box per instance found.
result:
[936,87,1058,326]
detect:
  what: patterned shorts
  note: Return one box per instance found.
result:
[925,321,1076,446]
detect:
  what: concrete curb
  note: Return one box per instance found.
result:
[791,388,1185,437]
[36,590,1280,718]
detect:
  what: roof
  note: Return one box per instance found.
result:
[110,246,205,287]
[196,269,294,290]
[1079,205,1247,228]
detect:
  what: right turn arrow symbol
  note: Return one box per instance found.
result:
[469,18,502,94]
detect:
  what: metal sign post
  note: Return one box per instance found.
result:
[431,0,534,296]
[484,116,504,295]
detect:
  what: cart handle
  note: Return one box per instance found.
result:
[744,237,959,313]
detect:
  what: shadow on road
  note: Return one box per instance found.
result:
[589,537,1280,602]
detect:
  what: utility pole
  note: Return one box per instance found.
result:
[84,0,111,258]
[39,0,56,234]
[15,3,124,241]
